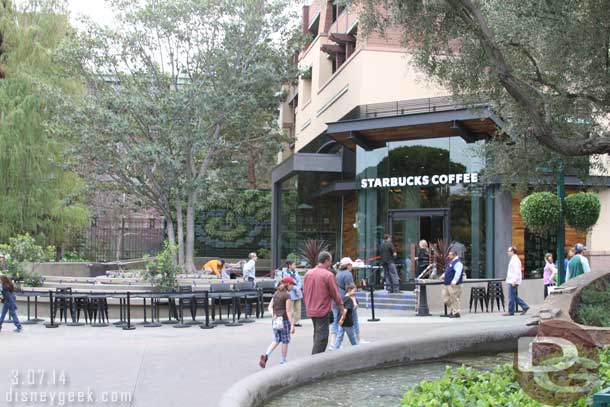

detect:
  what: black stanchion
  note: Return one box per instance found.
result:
[45,290,59,328]
[416,282,431,316]
[200,291,215,330]
[114,297,126,327]
[123,292,135,330]
[367,270,380,322]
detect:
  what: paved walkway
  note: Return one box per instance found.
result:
[0,310,531,407]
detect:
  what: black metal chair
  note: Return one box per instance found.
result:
[87,294,109,326]
[53,287,74,323]
[178,286,197,321]
[74,296,89,323]
[469,287,488,313]
[234,281,258,319]
[255,280,276,318]
[210,283,234,321]
[487,281,505,312]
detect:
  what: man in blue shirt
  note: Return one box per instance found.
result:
[439,250,464,318]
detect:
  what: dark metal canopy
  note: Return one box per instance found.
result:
[326,96,508,151]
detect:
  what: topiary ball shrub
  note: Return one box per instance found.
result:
[565,192,601,231]
[519,192,561,235]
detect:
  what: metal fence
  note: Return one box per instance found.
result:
[74,217,165,262]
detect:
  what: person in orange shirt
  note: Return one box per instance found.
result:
[202,259,226,277]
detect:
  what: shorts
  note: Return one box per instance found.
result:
[273,318,291,344]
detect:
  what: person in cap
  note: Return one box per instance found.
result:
[259,276,296,368]
[566,243,591,281]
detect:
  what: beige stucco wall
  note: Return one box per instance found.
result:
[293,45,446,151]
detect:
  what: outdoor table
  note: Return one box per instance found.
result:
[16,290,46,325]
[208,291,243,327]
[168,293,208,328]
[134,293,163,328]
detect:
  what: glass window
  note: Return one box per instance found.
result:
[356,136,488,278]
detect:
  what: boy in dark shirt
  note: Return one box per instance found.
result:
[333,283,359,349]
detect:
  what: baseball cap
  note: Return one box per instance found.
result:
[339,257,353,266]
[575,243,587,253]
[281,276,296,285]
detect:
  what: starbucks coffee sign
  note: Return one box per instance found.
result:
[360,172,479,189]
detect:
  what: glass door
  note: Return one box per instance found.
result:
[389,209,449,287]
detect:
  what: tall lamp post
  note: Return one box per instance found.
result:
[556,160,566,285]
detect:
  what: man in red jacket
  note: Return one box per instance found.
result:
[303,251,344,354]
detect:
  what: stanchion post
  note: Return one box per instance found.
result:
[45,290,59,328]
[367,269,380,322]
[200,291,214,329]
[123,292,135,330]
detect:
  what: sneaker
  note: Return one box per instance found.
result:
[259,354,268,369]
[451,313,461,318]
[280,360,286,365]
[328,344,336,351]
[520,308,529,316]
[502,313,514,316]
[14,328,22,333]
[294,323,302,327]
[359,339,371,344]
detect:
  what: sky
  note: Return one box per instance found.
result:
[66,0,116,27]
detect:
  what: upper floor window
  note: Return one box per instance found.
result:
[331,0,346,23]
[308,9,320,38]
[322,23,358,74]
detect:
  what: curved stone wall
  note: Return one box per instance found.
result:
[217,323,534,407]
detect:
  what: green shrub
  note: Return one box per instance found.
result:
[574,276,610,327]
[565,192,601,231]
[402,348,610,406]
[0,233,54,263]
[0,234,52,286]
[519,192,561,235]
[142,242,181,292]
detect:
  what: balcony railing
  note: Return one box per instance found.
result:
[340,96,486,121]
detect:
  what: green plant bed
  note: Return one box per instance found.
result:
[402,348,610,407]
[574,276,610,327]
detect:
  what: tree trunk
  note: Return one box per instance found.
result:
[176,198,185,266]
[247,154,257,188]
[166,215,177,262]
[184,191,198,274]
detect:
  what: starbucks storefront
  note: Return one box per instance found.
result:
[271,100,512,279]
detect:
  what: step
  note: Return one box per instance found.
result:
[359,298,417,306]
[359,303,415,311]
[356,291,416,300]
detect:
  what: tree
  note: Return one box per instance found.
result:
[0,0,89,252]
[60,0,298,271]
[357,0,610,156]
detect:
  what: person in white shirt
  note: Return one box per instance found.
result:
[243,252,257,282]
[504,246,529,316]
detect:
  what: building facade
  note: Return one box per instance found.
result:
[271,1,610,280]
